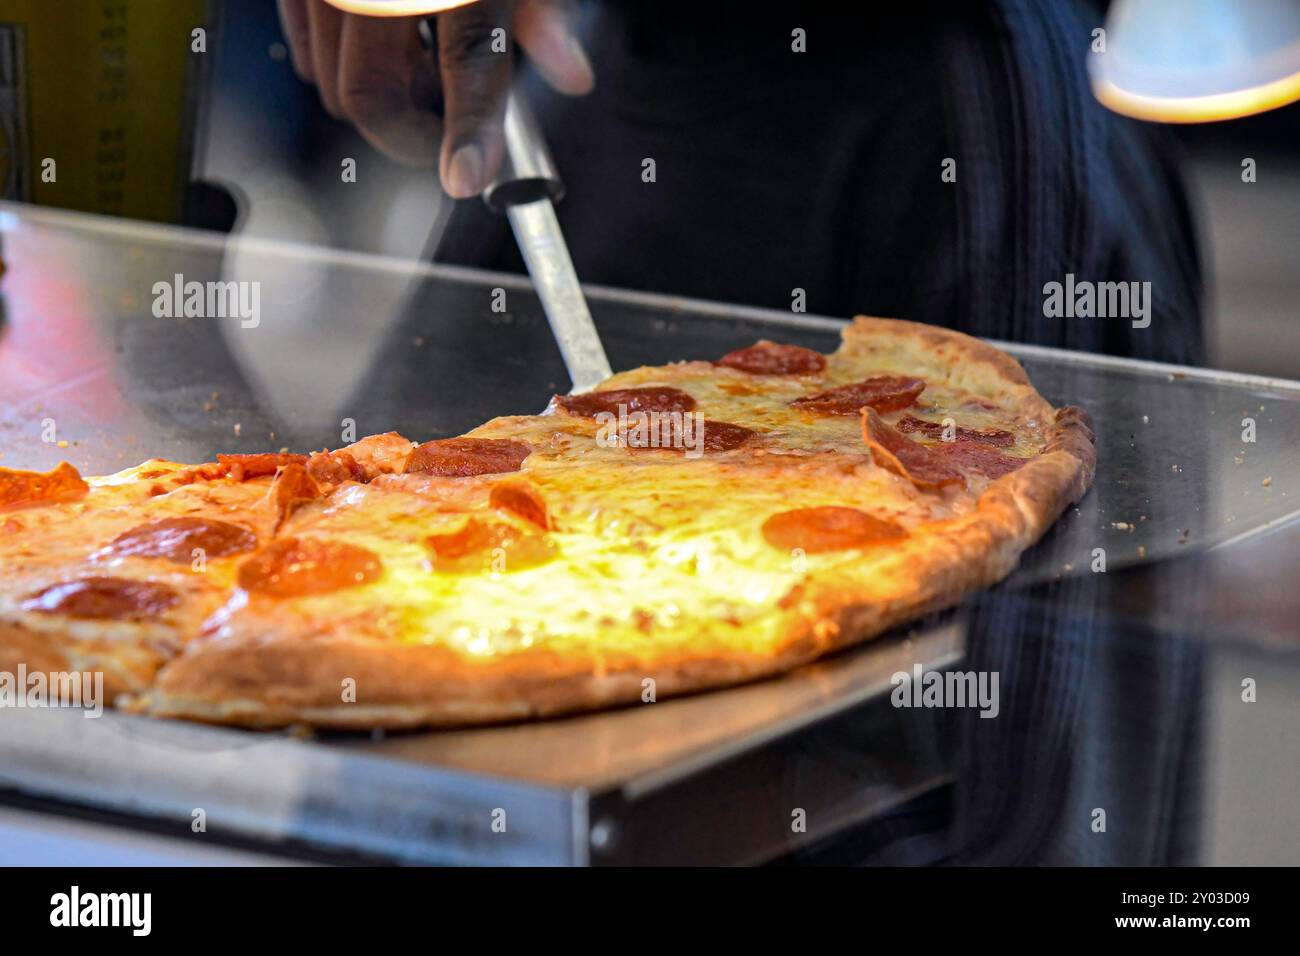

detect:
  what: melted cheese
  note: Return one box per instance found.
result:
[232,357,1047,663]
[1,339,1051,672]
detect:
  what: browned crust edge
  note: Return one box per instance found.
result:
[0,620,167,702]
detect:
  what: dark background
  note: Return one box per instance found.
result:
[194,0,1300,377]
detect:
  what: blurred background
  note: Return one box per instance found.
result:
[2,0,1297,375]
[1181,107,1300,378]
[187,0,1300,377]
[168,0,1300,384]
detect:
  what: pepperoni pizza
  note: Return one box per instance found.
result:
[0,318,1094,728]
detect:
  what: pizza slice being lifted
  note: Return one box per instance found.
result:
[0,317,1094,728]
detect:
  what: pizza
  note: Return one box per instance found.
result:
[0,317,1095,728]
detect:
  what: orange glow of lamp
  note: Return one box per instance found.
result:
[1090,0,1300,122]
[320,0,474,14]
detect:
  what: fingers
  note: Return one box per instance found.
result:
[275,0,591,188]
[279,0,440,167]
[339,15,441,166]
[437,0,515,198]
[515,0,594,96]
[277,0,315,82]
[305,0,345,116]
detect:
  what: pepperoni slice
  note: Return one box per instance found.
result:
[938,440,1028,479]
[238,537,383,597]
[405,437,532,478]
[762,506,906,554]
[489,481,551,529]
[554,386,696,418]
[717,341,827,375]
[790,376,925,415]
[861,408,964,490]
[698,420,758,453]
[266,462,322,526]
[896,415,1016,448]
[0,462,89,510]
[105,516,258,563]
[21,577,180,620]
[216,452,308,480]
[622,418,758,454]
[425,518,557,574]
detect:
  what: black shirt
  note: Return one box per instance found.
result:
[436,0,1203,364]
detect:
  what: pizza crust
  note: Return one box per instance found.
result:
[0,619,168,701]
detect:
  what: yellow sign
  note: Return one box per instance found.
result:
[0,0,211,222]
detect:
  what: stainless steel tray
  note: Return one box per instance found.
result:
[2,204,1299,864]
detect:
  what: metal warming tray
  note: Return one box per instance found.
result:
[1,204,1299,864]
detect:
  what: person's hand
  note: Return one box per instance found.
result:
[277,0,594,197]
